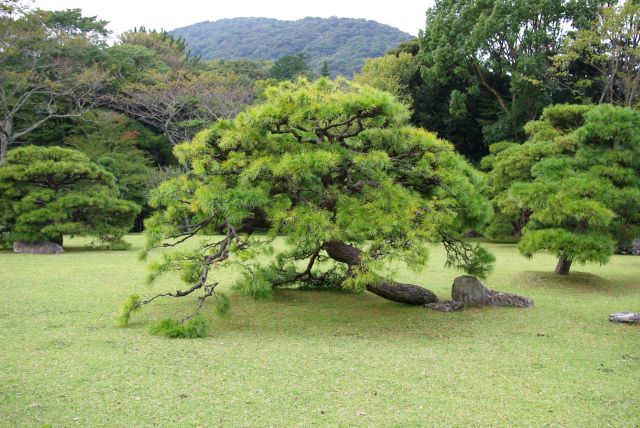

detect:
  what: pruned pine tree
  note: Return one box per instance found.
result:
[486,104,640,274]
[0,146,140,248]
[121,79,494,337]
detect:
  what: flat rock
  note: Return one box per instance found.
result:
[451,275,533,308]
[615,238,640,255]
[13,241,63,255]
[425,300,464,312]
[609,312,640,324]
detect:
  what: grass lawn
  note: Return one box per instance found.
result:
[1,235,639,426]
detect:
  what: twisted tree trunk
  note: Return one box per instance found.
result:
[322,240,438,305]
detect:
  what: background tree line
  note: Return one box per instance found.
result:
[1,0,638,274]
[0,0,274,239]
[356,0,640,161]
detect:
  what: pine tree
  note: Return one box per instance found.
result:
[0,146,140,248]
[121,78,494,335]
[485,104,640,274]
[320,61,330,78]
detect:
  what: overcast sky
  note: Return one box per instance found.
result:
[32,0,431,36]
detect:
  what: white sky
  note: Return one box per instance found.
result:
[32,0,431,36]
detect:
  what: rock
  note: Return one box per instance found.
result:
[608,312,640,324]
[615,239,640,255]
[13,241,63,255]
[487,290,534,308]
[452,275,492,305]
[451,275,533,308]
[425,300,464,312]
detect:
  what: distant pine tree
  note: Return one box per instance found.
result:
[320,61,330,78]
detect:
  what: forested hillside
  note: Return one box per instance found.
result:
[171,17,413,76]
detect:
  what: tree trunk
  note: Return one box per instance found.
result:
[0,132,8,166]
[555,257,572,275]
[52,234,64,246]
[512,208,531,238]
[322,240,438,305]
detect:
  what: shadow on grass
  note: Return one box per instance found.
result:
[124,288,532,341]
[515,271,614,293]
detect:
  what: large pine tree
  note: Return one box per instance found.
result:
[121,79,494,336]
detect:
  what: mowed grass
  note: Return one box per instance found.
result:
[1,235,639,427]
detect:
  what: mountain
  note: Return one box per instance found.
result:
[171,17,414,77]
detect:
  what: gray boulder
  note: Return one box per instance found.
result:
[13,241,64,255]
[452,275,533,308]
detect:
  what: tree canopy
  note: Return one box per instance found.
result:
[417,0,605,154]
[554,1,640,106]
[484,104,640,274]
[0,145,140,247]
[0,3,108,164]
[120,79,495,336]
[269,54,314,81]
[65,110,151,207]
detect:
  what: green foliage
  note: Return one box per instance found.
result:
[149,315,209,338]
[0,146,140,246]
[65,110,151,206]
[204,58,272,82]
[43,8,109,41]
[138,78,493,322]
[269,54,314,81]
[355,51,419,104]
[554,1,640,106]
[234,268,275,300]
[214,292,230,317]
[355,38,490,160]
[119,27,192,69]
[445,245,496,280]
[485,103,640,273]
[170,17,412,77]
[0,4,110,164]
[104,44,169,83]
[418,0,604,149]
[117,294,141,326]
[518,228,614,265]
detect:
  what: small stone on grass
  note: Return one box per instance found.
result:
[608,312,640,324]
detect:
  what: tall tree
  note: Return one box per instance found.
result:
[356,39,489,160]
[119,79,494,335]
[119,27,193,69]
[419,0,603,144]
[554,1,640,106]
[0,4,108,164]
